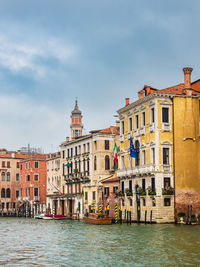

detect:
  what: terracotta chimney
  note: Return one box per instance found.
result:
[183,67,193,96]
[115,120,120,128]
[125,98,129,106]
[66,137,69,143]
[138,90,144,99]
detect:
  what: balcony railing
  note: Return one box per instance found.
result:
[148,188,156,196]
[34,196,40,201]
[149,123,155,132]
[117,164,156,178]
[162,187,174,195]
[162,123,171,132]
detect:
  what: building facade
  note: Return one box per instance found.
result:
[0,149,26,215]
[46,152,66,215]
[117,67,200,223]
[19,154,47,216]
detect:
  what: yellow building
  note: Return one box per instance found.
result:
[117,67,200,223]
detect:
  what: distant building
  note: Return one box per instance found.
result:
[0,150,27,215]
[46,152,65,215]
[117,67,200,223]
[19,154,47,216]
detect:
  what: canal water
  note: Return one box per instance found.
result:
[0,218,199,267]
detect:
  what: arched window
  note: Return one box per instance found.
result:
[6,188,10,198]
[105,155,110,170]
[135,140,140,166]
[7,172,10,181]
[94,156,97,171]
[1,188,5,198]
[1,172,5,181]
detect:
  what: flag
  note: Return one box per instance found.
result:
[130,137,138,158]
[114,143,119,163]
[64,163,72,167]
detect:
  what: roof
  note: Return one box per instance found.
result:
[90,126,120,135]
[102,177,120,184]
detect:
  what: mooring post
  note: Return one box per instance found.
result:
[145,206,147,224]
[129,208,131,225]
[150,206,152,224]
[127,208,129,225]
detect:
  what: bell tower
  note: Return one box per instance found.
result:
[70,99,83,139]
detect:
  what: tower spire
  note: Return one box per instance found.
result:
[70,99,83,140]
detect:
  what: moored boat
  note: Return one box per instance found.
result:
[83,213,113,225]
[34,214,67,220]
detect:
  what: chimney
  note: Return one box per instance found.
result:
[66,137,69,143]
[125,98,129,106]
[183,67,193,96]
[138,90,144,99]
[115,120,120,128]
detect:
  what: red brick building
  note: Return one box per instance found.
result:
[19,154,47,216]
[102,176,120,218]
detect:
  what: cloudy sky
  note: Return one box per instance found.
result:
[1,0,200,152]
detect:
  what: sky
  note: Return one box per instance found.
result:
[1,0,200,152]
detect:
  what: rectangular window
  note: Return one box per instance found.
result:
[104,187,109,196]
[34,188,39,197]
[164,177,171,188]
[151,178,155,192]
[121,121,124,134]
[25,162,27,169]
[164,198,171,206]
[34,161,39,169]
[2,161,5,167]
[142,179,146,191]
[16,173,19,181]
[67,149,70,158]
[142,112,146,126]
[2,203,4,209]
[151,148,155,164]
[162,107,169,123]
[163,148,169,165]
[17,162,20,168]
[87,143,90,152]
[129,117,132,131]
[142,150,146,165]
[129,180,132,192]
[85,192,88,201]
[16,190,19,198]
[71,148,73,157]
[135,115,139,129]
[121,156,125,169]
[75,147,77,156]
[105,140,109,150]
[130,198,133,206]
[13,203,15,209]
[113,186,118,194]
[151,108,155,123]
[34,174,39,182]
[94,141,97,150]
[20,164,22,170]
[29,162,30,169]
[7,161,10,168]
[79,145,81,154]
[92,191,96,200]
[6,203,9,209]
[121,181,124,194]
[26,174,30,181]
[28,187,30,197]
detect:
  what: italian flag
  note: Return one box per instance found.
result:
[114,143,119,164]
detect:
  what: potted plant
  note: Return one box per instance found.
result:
[162,186,174,195]
[118,190,125,197]
[148,186,156,196]
[138,187,146,196]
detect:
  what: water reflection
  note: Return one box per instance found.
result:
[0,218,199,266]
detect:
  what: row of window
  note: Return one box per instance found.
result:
[23,161,39,170]
[85,191,96,201]
[122,197,171,207]
[1,188,11,198]
[24,187,39,197]
[121,107,169,134]
[121,177,171,193]
[63,140,111,159]
[1,161,20,168]
[25,174,39,182]
[1,172,20,182]
[1,202,16,209]
[121,143,170,168]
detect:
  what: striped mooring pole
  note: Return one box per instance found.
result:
[145,206,147,224]
[26,206,28,218]
[150,206,152,224]
[115,203,118,224]
[99,202,102,213]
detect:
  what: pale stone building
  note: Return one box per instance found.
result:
[46,152,66,215]
[60,101,120,219]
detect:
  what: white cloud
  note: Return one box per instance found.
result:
[0,35,77,78]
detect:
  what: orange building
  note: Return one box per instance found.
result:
[0,149,27,216]
[19,154,47,216]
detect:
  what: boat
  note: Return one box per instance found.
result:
[83,213,113,225]
[34,214,67,220]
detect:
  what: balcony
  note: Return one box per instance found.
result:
[162,187,174,195]
[125,189,133,197]
[120,135,124,142]
[118,191,125,197]
[138,188,146,196]
[17,196,22,201]
[148,187,156,196]
[117,165,156,178]
[149,123,155,132]
[133,129,139,137]
[163,165,171,173]
[140,127,145,135]
[23,196,30,201]
[34,196,40,201]
[162,123,171,132]
[82,152,89,157]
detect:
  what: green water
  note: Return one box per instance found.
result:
[0,218,199,266]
